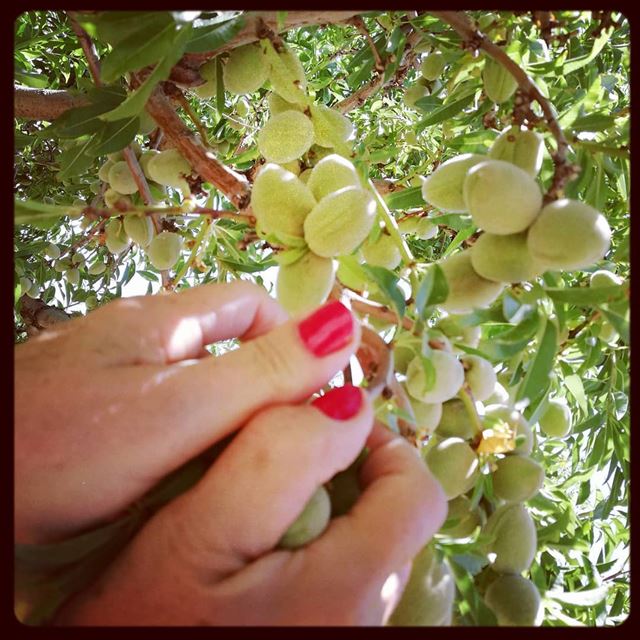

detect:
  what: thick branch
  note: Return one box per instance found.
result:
[19,296,72,332]
[183,11,361,63]
[143,84,250,209]
[14,87,90,121]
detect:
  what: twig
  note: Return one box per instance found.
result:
[84,203,256,225]
[558,310,601,352]
[66,16,156,212]
[65,218,107,256]
[163,83,211,146]
[122,147,154,206]
[336,16,422,114]
[349,16,385,72]
[387,376,418,446]
[67,12,102,85]
[350,298,414,331]
[368,178,414,266]
[431,11,576,200]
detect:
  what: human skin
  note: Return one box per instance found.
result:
[15,281,446,625]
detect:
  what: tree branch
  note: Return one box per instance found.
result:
[19,295,72,333]
[67,12,102,85]
[430,11,575,199]
[183,11,361,63]
[142,83,251,209]
[14,87,90,121]
[349,16,385,72]
[336,17,422,114]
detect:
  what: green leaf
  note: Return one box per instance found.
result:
[14,199,84,226]
[600,307,629,344]
[40,102,115,139]
[547,585,610,607]
[516,317,558,407]
[93,11,174,46]
[14,131,34,150]
[86,85,128,109]
[361,265,406,319]
[218,258,277,273]
[100,24,193,122]
[442,225,476,257]
[570,112,616,133]
[564,374,588,414]
[415,264,448,317]
[417,91,476,129]
[545,285,626,305]
[15,71,50,89]
[383,31,406,82]
[563,29,611,74]
[414,95,444,112]
[384,186,423,210]
[100,21,178,83]
[87,116,139,156]
[185,15,245,53]
[57,135,98,180]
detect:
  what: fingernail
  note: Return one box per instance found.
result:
[312,385,363,421]
[298,300,354,357]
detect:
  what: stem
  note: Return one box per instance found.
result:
[86,203,255,224]
[170,217,213,285]
[172,88,211,147]
[122,148,154,206]
[336,16,422,114]
[367,178,414,265]
[350,297,414,331]
[13,87,91,121]
[457,385,484,436]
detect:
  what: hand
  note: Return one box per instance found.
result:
[15,281,350,543]
[16,282,446,625]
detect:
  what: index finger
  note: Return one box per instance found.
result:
[87,280,289,364]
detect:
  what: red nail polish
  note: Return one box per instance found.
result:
[312,385,363,421]
[298,300,354,357]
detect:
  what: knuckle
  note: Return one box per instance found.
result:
[248,334,300,398]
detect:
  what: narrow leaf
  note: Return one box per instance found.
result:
[100,21,178,83]
[185,15,245,53]
[417,92,476,129]
[57,135,98,180]
[361,265,406,319]
[88,116,139,156]
[516,317,558,406]
[100,25,193,122]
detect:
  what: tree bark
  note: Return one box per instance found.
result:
[14,87,90,121]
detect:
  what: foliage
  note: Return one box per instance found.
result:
[14,10,629,627]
